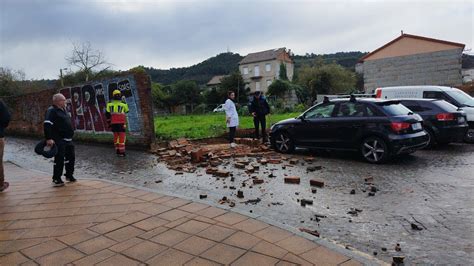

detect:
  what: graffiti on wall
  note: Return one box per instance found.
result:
[60,75,142,133]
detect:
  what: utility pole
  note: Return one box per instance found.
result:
[60,68,67,87]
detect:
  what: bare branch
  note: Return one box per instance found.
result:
[65,41,110,81]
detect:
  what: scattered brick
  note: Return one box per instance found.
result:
[190,149,204,163]
[252,178,264,185]
[234,163,245,169]
[168,140,178,149]
[299,228,320,237]
[237,190,244,198]
[284,176,300,184]
[206,167,218,175]
[177,138,188,145]
[304,157,315,162]
[214,170,230,177]
[307,165,322,172]
[310,179,324,187]
[268,159,282,164]
[259,159,268,165]
[199,194,207,199]
[289,158,299,165]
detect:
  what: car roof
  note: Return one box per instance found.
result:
[395,98,439,102]
[329,98,397,103]
[378,86,457,91]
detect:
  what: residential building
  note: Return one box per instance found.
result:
[356,33,465,93]
[239,48,294,93]
[206,75,228,89]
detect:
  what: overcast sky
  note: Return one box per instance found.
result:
[1,0,472,80]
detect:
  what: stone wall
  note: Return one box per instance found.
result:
[2,71,155,146]
[359,48,463,93]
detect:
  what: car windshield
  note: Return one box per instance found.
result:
[445,90,474,107]
[379,103,413,116]
[432,100,458,111]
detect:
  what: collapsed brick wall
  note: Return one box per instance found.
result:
[2,71,155,146]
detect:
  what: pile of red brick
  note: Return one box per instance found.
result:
[151,138,279,175]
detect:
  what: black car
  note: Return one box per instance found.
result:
[270,97,429,163]
[398,99,468,147]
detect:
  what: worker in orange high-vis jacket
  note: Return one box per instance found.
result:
[106,90,129,157]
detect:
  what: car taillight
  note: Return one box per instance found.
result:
[390,122,410,132]
[375,88,381,98]
[436,113,455,121]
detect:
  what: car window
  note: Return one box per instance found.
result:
[445,90,474,107]
[336,102,373,117]
[401,101,424,112]
[378,103,413,116]
[432,100,458,111]
[304,103,335,119]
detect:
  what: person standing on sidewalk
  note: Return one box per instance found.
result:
[106,90,129,156]
[224,91,239,148]
[0,99,11,192]
[44,93,76,187]
[249,91,270,143]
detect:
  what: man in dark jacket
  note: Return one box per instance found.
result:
[0,99,11,192]
[44,93,76,187]
[249,91,270,143]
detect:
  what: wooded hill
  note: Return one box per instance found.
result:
[145,51,367,86]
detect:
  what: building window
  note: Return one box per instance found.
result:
[254,65,260,76]
[243,67,248,75]
[266,79,272,87]
[265,63,271,72]
[256,82,261,91]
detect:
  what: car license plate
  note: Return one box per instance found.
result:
[411,123,422,130]
[458,117,465,123]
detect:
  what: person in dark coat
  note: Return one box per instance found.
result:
[0,99,11,192]
[44,93,76,187]
[249,91,270,143]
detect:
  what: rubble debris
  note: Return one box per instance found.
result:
[268,173,276,178]
[395,243,401,252]
[311,188,317,194]
[245,166,255,173]
[314,213,327,218]
[303,157,315,162]
[235,163,245,169]
[347,208,362,216]
[199,194,207,199]
[364,176,374,183]
[241,198,261,205]
[214,170,230,177]
[252,178,264,185]
[206,167,218,175]
[289,158,299,165]
[300,201,306,207]
[392,256,405,265]
[411,223,423,231]
[175,171,183,175]
[301,199,313,205]
[370,186,378,193]
[271,202,283,206]
[259,159,268,165]
[154,180,162,183]
[284,176,300,184]
[237,190,244,198]
[310,179,325,187]
[350,189,356,194]
[299,228,320,237]
[368,192,375,196]
[268,158,282,164]
[307,165,322,172]
[381,247,387,252]
[191,149,204,163]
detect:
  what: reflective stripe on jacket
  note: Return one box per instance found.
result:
[106,100,129,124]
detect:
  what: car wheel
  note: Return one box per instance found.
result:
[274,131,295,153]
[360,136,389,163]
[465,129,474,143]
[424,128,437,149]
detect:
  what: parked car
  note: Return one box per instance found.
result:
[269,97,429,163]
[213,104,225,112]
[398,99,468,147]
[375,86,474,142]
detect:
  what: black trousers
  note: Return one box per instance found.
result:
[53,140,75,180]
[253,115,267,139]
[228,127,236,143]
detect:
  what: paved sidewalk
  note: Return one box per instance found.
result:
[0,163,375,265]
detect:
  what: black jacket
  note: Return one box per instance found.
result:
[249,96,270,117]
[0,100,11,138]
[44,105,74,141]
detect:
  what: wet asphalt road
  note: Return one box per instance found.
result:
[5,137,474,264]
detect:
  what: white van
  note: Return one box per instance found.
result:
[375,85,474,142]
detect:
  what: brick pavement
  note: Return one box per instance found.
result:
[0,163,375,265]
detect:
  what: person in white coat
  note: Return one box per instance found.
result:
[224,91,239,148]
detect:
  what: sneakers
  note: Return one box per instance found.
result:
[52,178,65,187]
[0,182,9,192]
[230,142,237,148]
[65,176,77,182]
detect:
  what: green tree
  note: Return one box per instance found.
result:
[297,62,356,103]
[267,79,290,97]
[172,80,202,112]
[279,63,288,80]
[219,72,247,103]
[0,67,25,96]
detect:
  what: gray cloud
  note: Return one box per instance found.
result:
[1,0,472,79]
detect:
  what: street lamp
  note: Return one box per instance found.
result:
[60,68,68,87]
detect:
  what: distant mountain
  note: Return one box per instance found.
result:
[292,51,368,69]
[144,51,367,85]
[144,52,243,86]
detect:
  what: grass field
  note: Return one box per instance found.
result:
[154,112,300,140]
